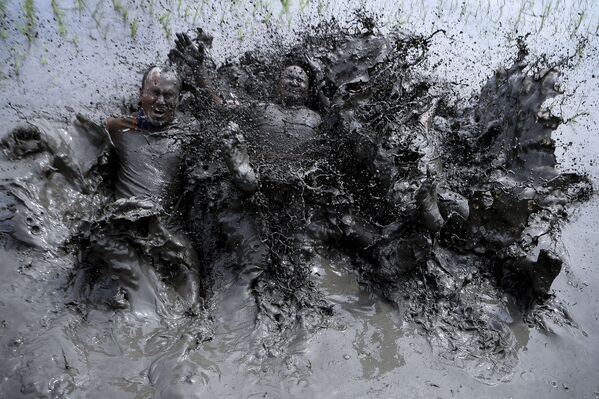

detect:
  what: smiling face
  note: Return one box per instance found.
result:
[140,67,181,127]
[276,65,309,106]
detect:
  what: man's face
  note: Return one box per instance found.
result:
[140,68,180,127]
[276,66,309,106]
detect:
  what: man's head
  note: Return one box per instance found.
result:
[276,65,309,106]
[140,65,182,127]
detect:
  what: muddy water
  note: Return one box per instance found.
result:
[1,1,599,398]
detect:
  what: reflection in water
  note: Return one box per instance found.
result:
[318,254,405,379]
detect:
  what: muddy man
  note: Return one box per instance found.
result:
[220,65,323,194]
[82,65,202,314]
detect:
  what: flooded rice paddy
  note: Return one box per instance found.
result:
[0,1,598,398]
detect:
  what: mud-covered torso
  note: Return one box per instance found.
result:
[251,103,322,163]
[107,115,188,206]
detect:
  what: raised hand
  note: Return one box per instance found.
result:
[304,55,324,82]
[168,32,205,69]
[221,122,259,194]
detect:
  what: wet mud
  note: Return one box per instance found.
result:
[0,18,593,398]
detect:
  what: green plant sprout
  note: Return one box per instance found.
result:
[51,0,66,37]
[112,0,129,23]
[281,0,291,15]
[74,0,85,13]
[130,18,138,39]
[299,0,309,16]
[0,0,6,41]
[159,11,171,39]
[22,0,36,43]
[570,8,586,37]
[538,0,553,33]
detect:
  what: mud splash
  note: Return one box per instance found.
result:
[0,18,592,398]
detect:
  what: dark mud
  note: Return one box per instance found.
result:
[0,18,593,398]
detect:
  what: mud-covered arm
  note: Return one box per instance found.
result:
[220,122,259,194]
[305,55,331,111]
[0,125,46,159]
[168,31,223,106]
[102,118,129,193]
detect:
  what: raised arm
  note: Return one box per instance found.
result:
[168,30,222,106]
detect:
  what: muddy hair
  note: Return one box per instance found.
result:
[140,64,183,92]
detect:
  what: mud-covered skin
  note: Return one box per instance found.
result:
[107,115,185,201]
[140,67,182,128]
[276,65,310,106]
[252,102,322,161]
[220,122,259,193]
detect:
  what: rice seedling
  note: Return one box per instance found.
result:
[458,0,467,21]
[263,3,273,24]
[112,0,129,23]
[130,18,138,39]
[281,0,291,16]
[149,0,155,17]
[435,0,443,19]
[92,1,108,40]
[13,52,22,78]
[513,0,528,33]
[51,0,66,37]
[192,3,200,24]
[538,0,553,33]
[299,0,309,15]
[317,0,324,18]
[74,0,85,12]
[69,33,80,50]
[22,0,36,43]
[159,10,171,39]
[495,0,505,24]
[0,0,6,40]
[570,8,586,37]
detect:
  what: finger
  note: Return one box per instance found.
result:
[175,32,184,46]
[183,33,192,46]
[168,49,183,62]
[196,27,203,38]
[176,39,187,52]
